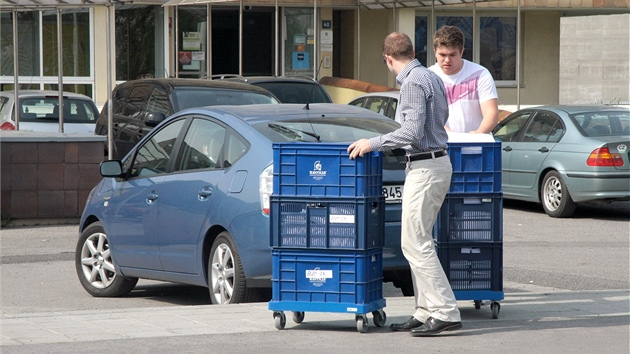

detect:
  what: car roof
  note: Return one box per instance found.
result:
[0,90,93,100]
[518,105,629,115]
[223,76,322,85]
[176,103,393,125]
[350,91,400,100]
[114,78,276,95]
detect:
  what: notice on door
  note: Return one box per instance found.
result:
[183,32,201,51]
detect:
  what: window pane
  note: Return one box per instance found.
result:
[493,112,532,142]
[283,8,314,77]
[116,6,161,80]
[177,6,208,78]
[42,10,90,77]
[414,16,428,66]
[480,17,516,81]
[177,118,225,171]
[131,119,186,177]
[436,16,472,62]
[0,12,40,76]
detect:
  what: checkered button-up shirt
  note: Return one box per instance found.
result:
[369,59,449,154]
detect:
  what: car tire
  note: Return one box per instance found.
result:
[541,170,576,218]
[208,232,257,304]
[75,222,138,297]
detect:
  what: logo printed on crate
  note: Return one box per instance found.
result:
[306,267,333,287]
[329,214,355,223]
[309,160,327,180]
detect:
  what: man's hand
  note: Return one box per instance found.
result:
[347,139,372,159]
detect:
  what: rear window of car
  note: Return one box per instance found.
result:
[252,82,332,104]
[572,111,630,136]
[172,87,278,110]
[0,96,8,115]
[252,117,406,170]
[18,97,99,123]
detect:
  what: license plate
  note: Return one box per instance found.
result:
[383,185,403,203]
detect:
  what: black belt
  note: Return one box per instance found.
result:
[406,150,447,162]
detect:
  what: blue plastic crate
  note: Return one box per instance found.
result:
[272,143,383,198]
[270,196,384,250]
[436,242,503,292]
[433,193,503,243]
[268,248,385,314]
[447,142,502,193]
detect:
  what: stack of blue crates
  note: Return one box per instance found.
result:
[434,142,504,315]
[268,143,386,316]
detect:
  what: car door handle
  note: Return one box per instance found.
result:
[538,147,550,153]
[146,191,158,204]
[198,186,213,201]
[503,146,512,152]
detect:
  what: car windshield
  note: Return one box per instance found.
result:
[252,82,331,104]
[572,110,630,136]
[254,117,406,170]
[173,87,278,110]
[18,97,99,123]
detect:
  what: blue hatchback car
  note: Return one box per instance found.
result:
[76,104,411,304]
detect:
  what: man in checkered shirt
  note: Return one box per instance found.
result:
[348,32,462,337]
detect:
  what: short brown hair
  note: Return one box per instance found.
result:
[433,25,465,50]
[382,32,414,60]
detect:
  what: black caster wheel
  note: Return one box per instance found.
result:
[491,301,501,319]
[273,311,286,329]
[474,300,482,309]
[372,310,387,327]
[356,314,368,333]
[292,311,305,324]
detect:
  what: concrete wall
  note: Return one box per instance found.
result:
[357,9,392,87]
[497,11,562,111]
[559,13,630,105]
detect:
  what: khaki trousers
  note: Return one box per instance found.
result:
[401,155,461,323]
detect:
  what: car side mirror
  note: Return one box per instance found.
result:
[145,112,166,127]
[100,160,123,177]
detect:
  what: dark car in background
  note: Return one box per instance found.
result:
[492,105,630,217]
[76,104,411,305]
[96,78,279,159]
[216,76,333,104]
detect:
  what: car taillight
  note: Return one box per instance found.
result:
[586,147,624,167]
[259,164,273,216]
[1,122,16,130]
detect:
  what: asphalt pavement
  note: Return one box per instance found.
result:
[1,222,629,353]
[1,285,628,353]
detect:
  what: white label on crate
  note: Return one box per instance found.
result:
[306,268,333,281]
[461,247,481,254]
[309,160,327,181]
[346,307,358,312]
[463,198,482,204]
[329,214,355,224]
[461,146,483,154]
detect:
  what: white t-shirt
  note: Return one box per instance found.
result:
[429,60,498,133]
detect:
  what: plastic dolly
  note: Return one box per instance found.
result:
[272,309,386,333]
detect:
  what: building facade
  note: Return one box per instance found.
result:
[1,0,628,111]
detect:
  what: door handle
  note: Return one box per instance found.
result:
[538,147,549,153]
[198,186,213,201]
[503,146,512,152]
[146,191,158,204]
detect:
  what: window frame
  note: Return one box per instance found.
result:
[415,11,518,87]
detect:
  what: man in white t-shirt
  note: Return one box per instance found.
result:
[429,26,499,134]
